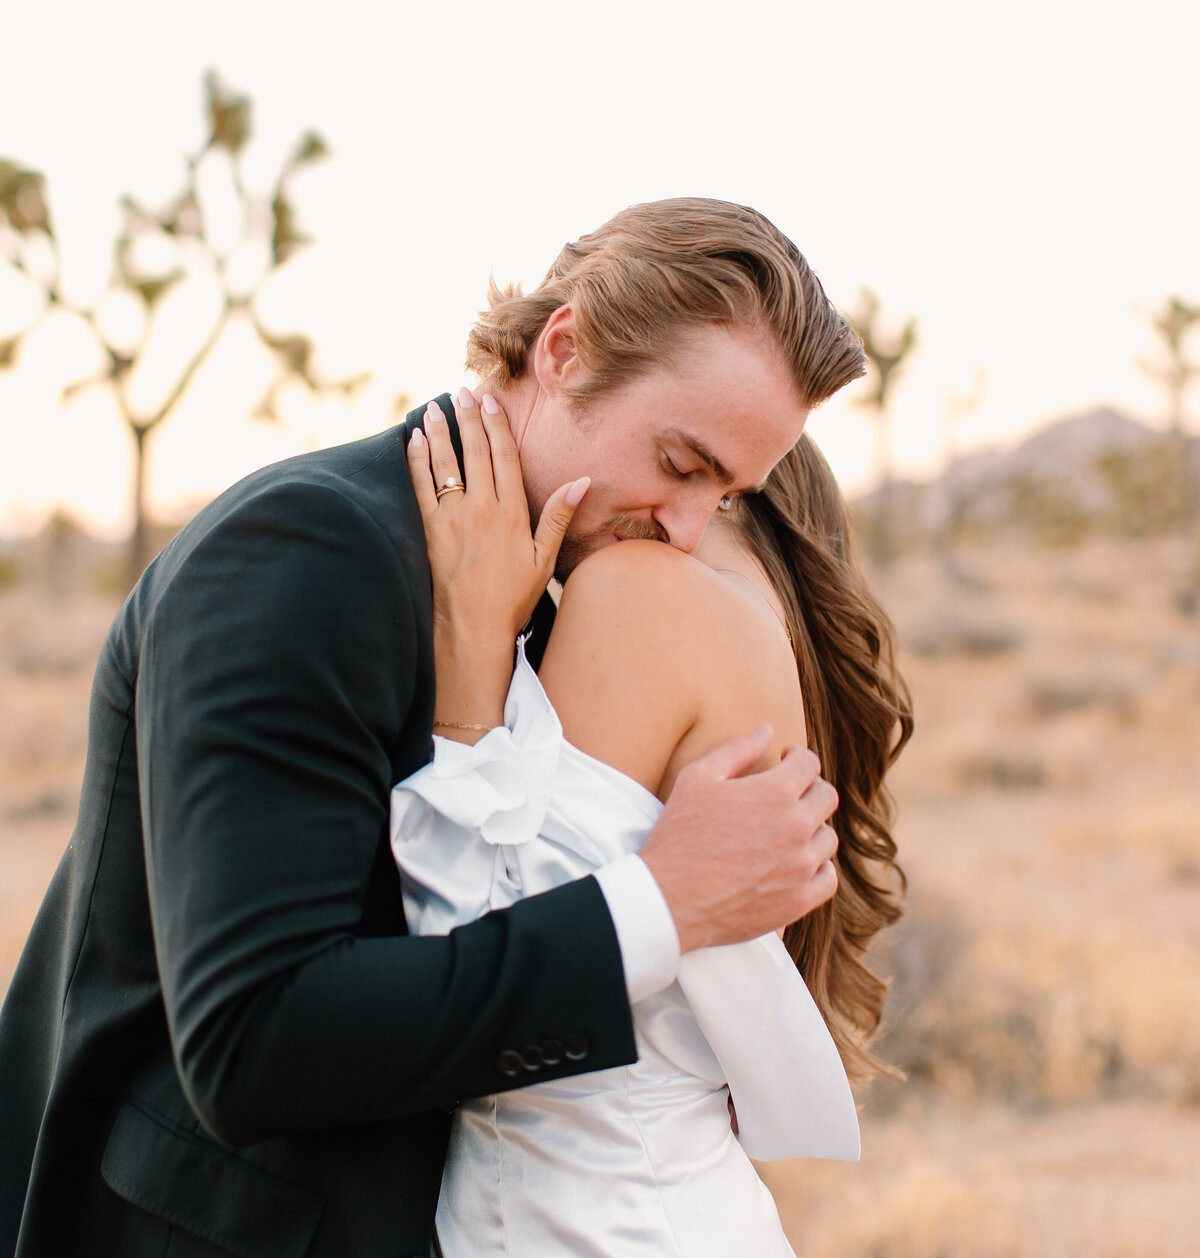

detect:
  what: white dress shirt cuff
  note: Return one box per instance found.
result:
[593,854,681,1005]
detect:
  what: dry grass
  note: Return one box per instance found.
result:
[2,534,1199,1254]
[860,537,1200,1116]
[0,583,122,991]
[761,1101,1200,1258]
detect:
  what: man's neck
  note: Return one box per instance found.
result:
[490,375,539,452]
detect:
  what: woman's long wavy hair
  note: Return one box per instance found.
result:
[732,434,913,1083]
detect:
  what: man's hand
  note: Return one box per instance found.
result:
[639,725,838,953]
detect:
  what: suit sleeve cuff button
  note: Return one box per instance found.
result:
[521,1045,544,1072]
[497,1049,524,1078]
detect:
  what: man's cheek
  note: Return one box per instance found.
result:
[564,502,606,541]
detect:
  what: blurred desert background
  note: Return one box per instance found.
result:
[762,515,1200,1257]
[3,414,1198,1258]
[4,3,1199,1254]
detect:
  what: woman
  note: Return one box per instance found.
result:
[392,394,912,1256]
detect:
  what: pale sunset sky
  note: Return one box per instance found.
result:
[1,0,1197,537]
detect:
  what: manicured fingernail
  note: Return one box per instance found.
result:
[457,387,476,411]
[410,428,425,449]
[482,393,500,415]
[426,401,445,423]
[565,476,590,506]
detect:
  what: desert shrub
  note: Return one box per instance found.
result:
[905,612,1026,659]
[796,1163,1010,1258]
[954,752,1047,791]
[0,553,18,589]
[1173,578,1199,618]
[1096,440,1189,535]
[1167,855,1200,884]
[91,556,130,597]
[1004,474,1092,548]
[4,789,72,822]
[1024,669,1139,721]
[867,893,1200,1112]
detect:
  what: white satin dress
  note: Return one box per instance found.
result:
[390,640,860,1257]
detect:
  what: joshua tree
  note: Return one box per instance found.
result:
[1137,295,1200,529]
[936,367,987,577]
[1138,295,1200,612]
[848,287,918,565]
[1139,295,1200,439]
[0,72,370,588]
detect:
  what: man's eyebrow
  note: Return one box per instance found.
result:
[666,427,735,485]
[666,427,768,493]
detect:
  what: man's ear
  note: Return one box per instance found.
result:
[532,305,581,394]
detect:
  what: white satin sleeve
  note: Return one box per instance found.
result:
[390,638,860,1163]
[388,639,565,934]
[677,937,861,1162]
[387,645,679,1002]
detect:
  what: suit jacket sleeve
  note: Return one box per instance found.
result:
[136,475,635,1147]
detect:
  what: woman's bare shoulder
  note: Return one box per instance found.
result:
[554,539,793,672]
[551,541,781,683]
[560,537,707,591]
[540,540,804,799]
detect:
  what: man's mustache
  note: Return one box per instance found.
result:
[601,514,665,543]
[555,513,665,583]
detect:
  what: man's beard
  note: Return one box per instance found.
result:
[554,513,665,583]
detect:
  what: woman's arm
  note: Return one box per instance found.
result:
[405,389,588,744]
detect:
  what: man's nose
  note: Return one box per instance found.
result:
[655,500,717,553]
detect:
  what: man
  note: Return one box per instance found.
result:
[0,198,865,1257]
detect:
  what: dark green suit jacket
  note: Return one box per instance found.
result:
[0,399,636,1258]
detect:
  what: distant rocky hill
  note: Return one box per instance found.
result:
[856,408,1200,543]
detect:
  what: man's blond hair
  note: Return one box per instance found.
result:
[466,197,865,408]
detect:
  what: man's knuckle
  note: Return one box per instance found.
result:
[765,773,795,803]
